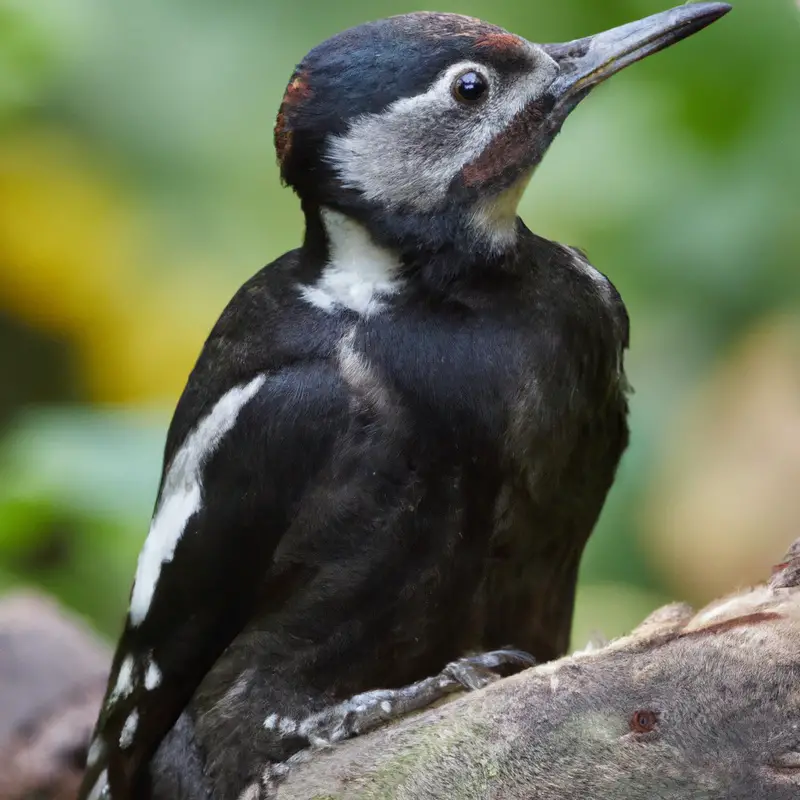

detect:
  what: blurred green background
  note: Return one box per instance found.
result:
[0,0,798,648]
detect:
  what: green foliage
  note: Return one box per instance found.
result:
[0,408,165,633]
[0,0,797,644]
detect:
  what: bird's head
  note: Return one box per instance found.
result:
[276,4,730,262]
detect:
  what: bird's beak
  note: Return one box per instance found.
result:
[541,3,731,106]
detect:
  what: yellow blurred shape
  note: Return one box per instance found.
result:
[644,315,800,603]
[0,130,225,403]
[0,132,139,330]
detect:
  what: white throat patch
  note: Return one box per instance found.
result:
[469,170,533,252]
[299,207,403,316]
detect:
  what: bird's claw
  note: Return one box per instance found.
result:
[441,648,536,691]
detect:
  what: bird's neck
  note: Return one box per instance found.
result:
[298,205,405,317]
[301,200,518,294]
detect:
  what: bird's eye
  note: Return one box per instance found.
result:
[452,71,488,105]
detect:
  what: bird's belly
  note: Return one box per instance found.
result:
[472,392,629,660]
[310,379,628,684]
[318,466,507,693]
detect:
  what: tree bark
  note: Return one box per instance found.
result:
[2,541,799,799]
[0,593,109,800]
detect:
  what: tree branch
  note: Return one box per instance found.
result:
[2,540,799,799]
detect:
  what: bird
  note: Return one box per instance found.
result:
[77,4,731,799]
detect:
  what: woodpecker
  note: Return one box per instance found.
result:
[78,4,731,799]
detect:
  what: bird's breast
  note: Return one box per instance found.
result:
[355,290,627,469]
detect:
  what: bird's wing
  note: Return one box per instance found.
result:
[77,357,350,800]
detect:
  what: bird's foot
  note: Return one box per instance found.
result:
[266,647,535,756]
[439,647,536,691]
[255,649,536,797]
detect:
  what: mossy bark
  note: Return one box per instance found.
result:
[2,540,799,799]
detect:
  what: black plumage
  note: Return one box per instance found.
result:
[160,230,629,798]
[76,4,731,800]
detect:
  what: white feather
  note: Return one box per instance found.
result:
[128,375,266,626]
[299,208,402,316]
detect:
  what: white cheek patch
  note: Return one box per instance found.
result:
[299,208,403,316]
[128,374,267,626]
[327,49,557,214]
